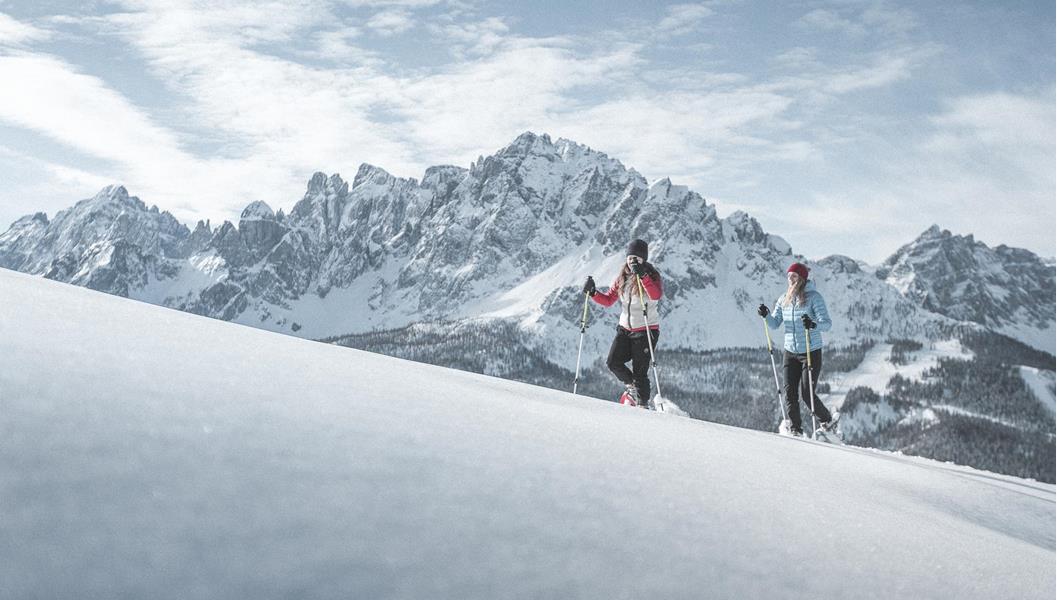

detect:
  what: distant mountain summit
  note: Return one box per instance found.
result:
[1,132,1053,354]
[0,185,192,297]
[877,225,1055,351]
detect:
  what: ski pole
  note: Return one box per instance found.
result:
[634,274,663,412]
[761,316,786,428]
[805,320,818,440]
[572,292,590,394]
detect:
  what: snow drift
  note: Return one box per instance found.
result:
[0,268,1053,599]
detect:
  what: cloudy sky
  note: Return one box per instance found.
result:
[0,0,1053,262]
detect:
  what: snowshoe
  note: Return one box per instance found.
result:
[618,384,640,407]
[813,428,844,444]
[618,390,637,406]
[778,419,801,437]
[820,411,841,430]
[650,395,665,413]
[814,413,844,443]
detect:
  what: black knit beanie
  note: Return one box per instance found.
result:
[627,239,648,262]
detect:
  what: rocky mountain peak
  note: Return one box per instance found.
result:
[877,226,1055,343]
[98,184,129,201]
[240,201,275,222]
[816,254,862,275]
[722,211,767,244]
[421,165,468,196]
[353,163,399,189]
[505,131,553,155]
[9,212,49,228]
[305,172,329,194]
[303,172,350,199]
[921,223,943,237]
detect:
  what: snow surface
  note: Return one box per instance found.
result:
[134,249,228,306]
[0,269,1053,600]
[1021,366,1057,416]
[998,319,1057,355]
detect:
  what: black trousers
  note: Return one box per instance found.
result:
[783,349,831,429]
[607,326,659,401]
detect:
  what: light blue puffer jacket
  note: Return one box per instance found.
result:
[764,280,832,354]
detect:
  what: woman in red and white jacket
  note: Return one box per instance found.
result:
[582,239,663,408]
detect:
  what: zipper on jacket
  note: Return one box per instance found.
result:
[625,279,632,328]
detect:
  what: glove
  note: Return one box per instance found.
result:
[801,314,816,330]
[630,258,647,277]
[582,276,596,297]
[757,304,769,317]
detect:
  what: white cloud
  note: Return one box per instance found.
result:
[772,47,822,70]
[105,2,414,161]
[119,0,332,45]
[657,3,714,36]
[539,86,804,196]
[796,3,918,39]
[388,40,643,161]
[0,53,187,169]
[365,8,415,36]
[763,44,936,98]
[796,8,866,37]
[921,91,1055,223]
[341,0,444,6]
[929,92,1054,152]
[311,27,382,64]
[775,89,1056,261]
[0,144,113,193]
[0,49,353,225]
[0,11,52,46]
[428,16,508,57]
[861,3,918,36]
[0,145,114,227]
[825,51,912,93]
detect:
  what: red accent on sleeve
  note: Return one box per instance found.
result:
[590,276,622,307]
[641,274,662,300]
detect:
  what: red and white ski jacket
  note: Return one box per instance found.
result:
[590,267,662,331]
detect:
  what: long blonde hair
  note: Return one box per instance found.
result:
[614,262,656,298]
[614,264,634,298]
[782,277,806,307]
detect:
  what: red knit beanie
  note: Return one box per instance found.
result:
[787,262,809,280]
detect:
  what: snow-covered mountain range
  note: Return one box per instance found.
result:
[1,132,1052,358]
[2,267,1053,599]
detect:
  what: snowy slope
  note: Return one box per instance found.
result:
[1021,366,1057,416]
[1,268,1053,599]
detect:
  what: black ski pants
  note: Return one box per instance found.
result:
[783,349,832,429]
[607,326,659,401]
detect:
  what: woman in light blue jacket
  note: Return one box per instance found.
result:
[757,262,834,436]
